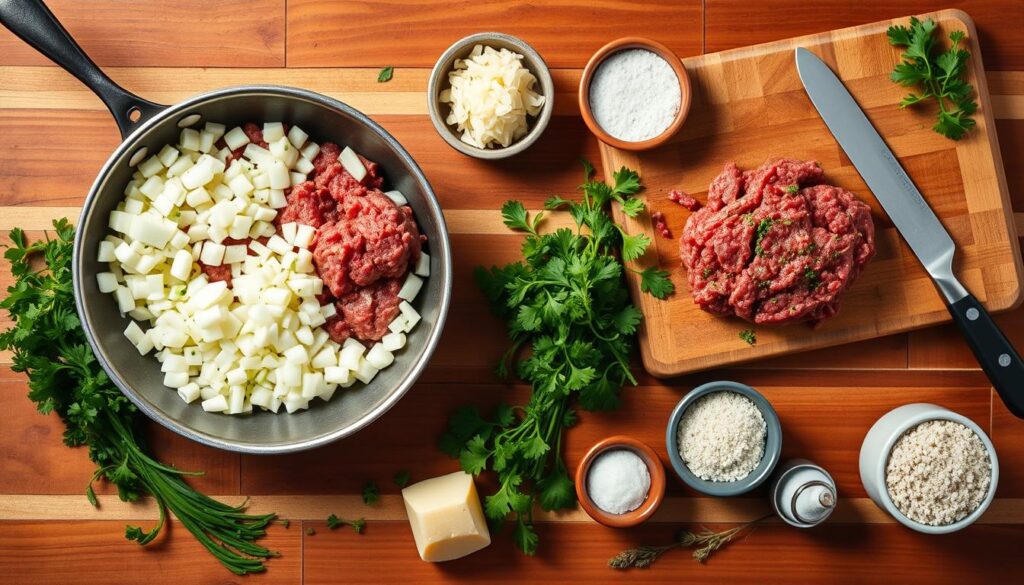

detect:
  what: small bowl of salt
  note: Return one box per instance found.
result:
[575,435,666,528]
[579,37,691,151]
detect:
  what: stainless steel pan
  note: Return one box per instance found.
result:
[0,0,452,453]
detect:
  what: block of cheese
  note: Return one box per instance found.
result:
[401,471,491,562]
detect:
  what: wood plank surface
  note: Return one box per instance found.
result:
[1,0,1023,583]
[286,0,703,68]
[0,520,301,584]
[0,1,286,68]
[602,11,1023,377]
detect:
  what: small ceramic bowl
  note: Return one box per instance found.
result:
[665,381,782,496]
[579,37,691,151]
[860,403,999,534]
[427,32,554,160]
[575,435,666,528]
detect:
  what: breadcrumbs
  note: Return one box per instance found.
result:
[677,391,766,481]
[885,420,991,526]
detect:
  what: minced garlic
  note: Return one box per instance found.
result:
[440,45,546,149]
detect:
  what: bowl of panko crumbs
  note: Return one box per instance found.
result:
[860,403,998,534]
[665,381,782,497]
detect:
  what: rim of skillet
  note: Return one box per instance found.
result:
[71,84,453,454]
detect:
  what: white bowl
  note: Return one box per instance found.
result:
[859,403,998,534]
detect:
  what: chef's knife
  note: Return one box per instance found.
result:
[795,47,1024,418]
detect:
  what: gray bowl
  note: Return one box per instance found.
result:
[73,87,452,454]
[427,32,554,160]
[665,381,783,496]
[859,403,998,534]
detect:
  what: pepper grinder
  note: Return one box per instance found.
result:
[770,459,836,528]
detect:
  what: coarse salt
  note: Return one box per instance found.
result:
[586,449,651,515]
[885,420,991,526]
[677,391,766,482]
[588,49,681,142]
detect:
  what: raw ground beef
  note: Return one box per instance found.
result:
[679,159,874,325]
[669,189,702,211]
[651,211,672,239]
[278,139,423,342]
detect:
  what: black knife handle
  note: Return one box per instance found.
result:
[948,294,1024,418]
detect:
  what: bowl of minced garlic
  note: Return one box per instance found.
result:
[428,32,553,159]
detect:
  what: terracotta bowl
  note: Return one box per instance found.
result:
[578,37,691,151]
[575,435,666,528]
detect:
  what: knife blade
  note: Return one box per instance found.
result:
[795,46,1024,418]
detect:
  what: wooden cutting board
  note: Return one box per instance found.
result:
[603,9,1023,377]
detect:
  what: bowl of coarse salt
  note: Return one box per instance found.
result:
[575,435,666,528]
[860,403,999,534]
[665,381,782,497]
[579,37,691,151]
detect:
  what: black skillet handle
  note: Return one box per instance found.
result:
[948,293,1024,418]
[0,0,164,138]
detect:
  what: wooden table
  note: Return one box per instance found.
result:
[1,1,1023,583]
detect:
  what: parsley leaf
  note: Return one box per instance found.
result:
[619,197,645,218]
[393,470,411,488]
[887,17,977,140]
[638,266,675,299]
[377,66,394,83]
[501,200,533,232]
[362,480,380,505]
[327,514,366,534]
[739,329,757,346]
[621,232,651,262]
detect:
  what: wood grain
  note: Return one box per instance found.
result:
[0,520,301,585]
[0,1,286,68]
[706,0,1024,71]
[302,521,1024,585]
[286,0,703,68]
[602,11,1023,377]
[0,66,584,115]
[0,376,239,495]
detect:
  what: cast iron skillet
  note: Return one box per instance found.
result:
[0,0,453,453]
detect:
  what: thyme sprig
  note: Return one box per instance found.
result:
[608,515,772,569]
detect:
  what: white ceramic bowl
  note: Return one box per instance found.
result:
[859,403,998,534]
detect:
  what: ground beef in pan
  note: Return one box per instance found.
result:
[312,193,422,298]
[270,137,423,342]
[323,278,403,342]
[679,159,874,325]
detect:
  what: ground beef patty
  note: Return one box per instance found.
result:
[679,159,875,325]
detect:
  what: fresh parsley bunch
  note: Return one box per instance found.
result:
[440,162,672,555]
[887,16,977,140]
[0,221,277,575]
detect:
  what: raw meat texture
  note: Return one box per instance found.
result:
[679,159,875,325]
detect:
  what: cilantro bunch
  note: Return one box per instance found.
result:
[0,221,277,575]
[887,16,977,140]
[440,162,672,555]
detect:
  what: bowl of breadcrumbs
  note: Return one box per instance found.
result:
[859,403,998,534]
